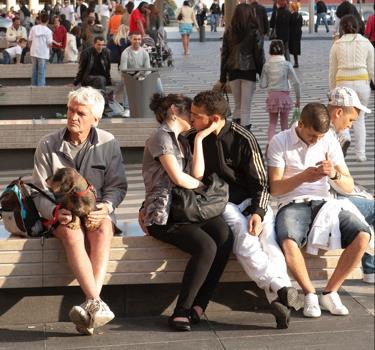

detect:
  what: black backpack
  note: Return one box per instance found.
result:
[0,178,55,238]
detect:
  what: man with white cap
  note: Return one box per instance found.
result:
[267,102,372,318]
[327,86,374,284]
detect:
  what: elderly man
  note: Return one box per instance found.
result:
[74,36,111,91]
[267,102,371,318]
[6,17,27,45]
[32,86,128,335]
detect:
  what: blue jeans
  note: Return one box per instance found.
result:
[339,195,375,275]
[1,51,11,64]
[210,13,219,32]
[315,12,329,32]
[31,56,47,86]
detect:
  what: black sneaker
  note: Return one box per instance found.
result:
[277,286,302,311]
[341,140,351,158]
[271,300,291,329]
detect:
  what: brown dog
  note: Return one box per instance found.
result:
[46,168,99,231]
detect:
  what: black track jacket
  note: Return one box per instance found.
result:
[188,121,270,220]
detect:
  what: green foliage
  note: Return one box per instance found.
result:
[164,0,177,11]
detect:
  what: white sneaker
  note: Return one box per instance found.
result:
[303,293,321,318]
[319,292,349,315]
[356,155,367,162]
[69,302,94,335]
[122,109,130,118]
[363,273,375,284]
[86,298,115,328]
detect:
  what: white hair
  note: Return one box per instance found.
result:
[67,87,105,126]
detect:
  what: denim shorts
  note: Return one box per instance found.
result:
[276,200,371,248]
[179,23,193,36]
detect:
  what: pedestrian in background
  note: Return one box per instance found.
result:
[270,0,291,61]
[209,0,221,32]
[176,1,198,56]
[315,0,329,33]
[260,40,300,142]
[289,1,302,68]
[220,3,264,128]
[329,15,374,162]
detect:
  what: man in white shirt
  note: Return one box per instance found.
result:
[28,12,53,86]
[267,102,371,318]
[6,17,27,45]
[60,0,75,24]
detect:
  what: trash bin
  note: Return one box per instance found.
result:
[199,25,206,42]
[122,68,161,118]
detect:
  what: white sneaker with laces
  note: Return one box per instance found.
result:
[363,273,375,284]
[303,293,321,318]
[69,301,94,335]
[319,292,349,315]
[123,109,130,117]
[86,298,115,328]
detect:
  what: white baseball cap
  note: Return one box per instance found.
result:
[328,87,371,113]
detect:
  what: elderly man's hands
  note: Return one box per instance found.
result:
[87,203,110,226]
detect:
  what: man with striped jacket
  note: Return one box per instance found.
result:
[189,90,300,329]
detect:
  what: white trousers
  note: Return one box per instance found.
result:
[222,199,291,303]
[229,79,256,126]
[336,80,371,158]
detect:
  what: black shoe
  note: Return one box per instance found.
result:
[189,308,201,324]
[277,286,302,311]
[293,64,299,68]
[271,300,291,329]
[168,315,191,331]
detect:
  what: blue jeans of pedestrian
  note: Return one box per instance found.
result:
[1,51,11,64]
[339,195,375,275]
[31,56,47,86]
[210,14,219,32]
[315,12,329,32]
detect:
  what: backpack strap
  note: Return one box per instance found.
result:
[25,182,57,204]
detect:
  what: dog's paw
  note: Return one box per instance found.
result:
[66,216,81,231]
[83,216,101,232]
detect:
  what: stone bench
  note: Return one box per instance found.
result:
[0,86,74,119]
[0,64,120,86]
[0,118,158,149]
[0,226,362,290]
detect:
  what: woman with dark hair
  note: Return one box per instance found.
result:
[329,14,374,162]
[129,1,150,37]
[140,93,233,332]
[219,3,264,128]
[288,1,302,68]
[176,0,198,55]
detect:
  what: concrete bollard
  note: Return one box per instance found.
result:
[199,25,206,42]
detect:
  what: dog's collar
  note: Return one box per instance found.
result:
[74,183,96,198]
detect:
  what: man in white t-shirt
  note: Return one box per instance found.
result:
[267,103,371,318]
[28,12,53,86]
[60,0,75,24]
[1,38,27,64]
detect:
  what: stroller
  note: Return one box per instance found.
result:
[142,28,173,68]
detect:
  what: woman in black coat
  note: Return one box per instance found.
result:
[288,2,302,68]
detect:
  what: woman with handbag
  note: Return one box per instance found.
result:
[141,93,234,331]
[176,1,198,55]
[219,3,264,128]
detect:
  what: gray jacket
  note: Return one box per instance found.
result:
[260,55,300,101]
[32,127,127,222]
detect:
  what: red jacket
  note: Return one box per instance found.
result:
[365,14,375,44]
[52,25,67,50]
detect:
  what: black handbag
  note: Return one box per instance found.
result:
[169,173,229,223]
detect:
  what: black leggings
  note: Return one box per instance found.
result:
[148,216,233,316]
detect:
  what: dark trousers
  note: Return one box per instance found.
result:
[82,75,106,91]
[148,216,233,316]
[49,48,64,63]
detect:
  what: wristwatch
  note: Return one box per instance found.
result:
[330,171,341,181]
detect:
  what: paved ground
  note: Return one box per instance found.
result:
[0,28,374,349]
